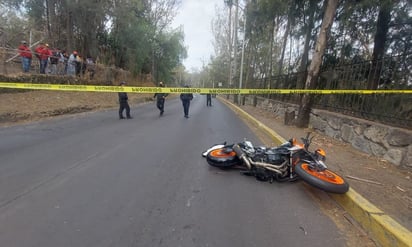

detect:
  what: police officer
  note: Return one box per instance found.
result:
[118,81,132,119]
[206,93,212,107]
[180,85,193,118]
[153,81,168,116]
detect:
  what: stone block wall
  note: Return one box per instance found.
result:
[240,95,412,169]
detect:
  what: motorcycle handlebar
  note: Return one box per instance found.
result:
[301,132,314,150]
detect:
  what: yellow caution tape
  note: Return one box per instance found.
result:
[0,82,411,94]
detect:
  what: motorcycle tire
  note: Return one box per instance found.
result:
[295,162,349,194]
[206,147,241,169]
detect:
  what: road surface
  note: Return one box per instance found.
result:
[0,95,347,246]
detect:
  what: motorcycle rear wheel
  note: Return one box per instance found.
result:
[295,162,349,194]
[206,147,241,168]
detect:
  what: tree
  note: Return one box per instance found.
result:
[211,4,233,87]
[277,1,294,76]
[367,0,393,89]
[295,0,339,128]
[152,29,187,82]
[2,0,186,82]
[296,0,318,90]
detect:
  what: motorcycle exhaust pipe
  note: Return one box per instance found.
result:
[233,144,252,170]
[262,161,289,175]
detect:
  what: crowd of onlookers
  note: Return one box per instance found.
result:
[17,41,96,79]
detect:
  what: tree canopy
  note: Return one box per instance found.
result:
[208,0,411,90]
[1,0,187,83]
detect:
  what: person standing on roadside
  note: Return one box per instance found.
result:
[67,51,78,76]
[18,41,32,73]
[153,81,168,116]
[34,43,44,73]
[75,54,83,77]
[118,81,132,119]
[49,47,60,75]
[85,55,96,80]
[180,85,193,118]
[58,50,67,75]
[39,43,52,74]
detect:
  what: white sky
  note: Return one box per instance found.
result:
[171,0,224,72]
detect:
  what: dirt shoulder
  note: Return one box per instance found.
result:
[0,91,151,126]
[1,91,411,232]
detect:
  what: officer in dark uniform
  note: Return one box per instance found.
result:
[118,81,132,119]
[180,85,193,118]
[153,81,168,116]
[206,93,212,106]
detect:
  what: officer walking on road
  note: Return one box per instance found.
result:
[180,85,193,118]
[153,81,168,116]
[206,93,212,107]
[118,81,132,119]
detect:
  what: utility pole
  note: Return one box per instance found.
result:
[239,8,246,100]
[225,0,233,88]
[233,0,239,85]
[233,0,239,103]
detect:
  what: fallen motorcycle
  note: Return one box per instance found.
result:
[202,132,349,194]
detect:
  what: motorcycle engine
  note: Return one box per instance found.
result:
[245,146,293,182]
[248,147,287,164]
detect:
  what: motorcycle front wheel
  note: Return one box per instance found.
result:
[206,147,241,168]
[295,162,349,194]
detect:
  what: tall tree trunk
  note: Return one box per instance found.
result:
[67,11,73,52]
[296,0,316,90]
[296,0,339,128]
[268,19,275,89]
[45,0,51,39]
[50,0,58,43]
[367,1,392,90]
[278,9,292,76]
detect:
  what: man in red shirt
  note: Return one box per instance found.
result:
[38,43,52,74]
[34,43,44,73]
[18,41,32,73]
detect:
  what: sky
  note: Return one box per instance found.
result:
[171,0,224,72]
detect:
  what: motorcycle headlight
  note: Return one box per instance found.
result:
[315,148,326,161]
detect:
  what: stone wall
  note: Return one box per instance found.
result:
[239,95,412,169]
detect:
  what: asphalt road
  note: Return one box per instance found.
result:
[0,95,347,247]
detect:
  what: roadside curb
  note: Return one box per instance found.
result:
[221,97,412,247]
[331,190,412,247]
